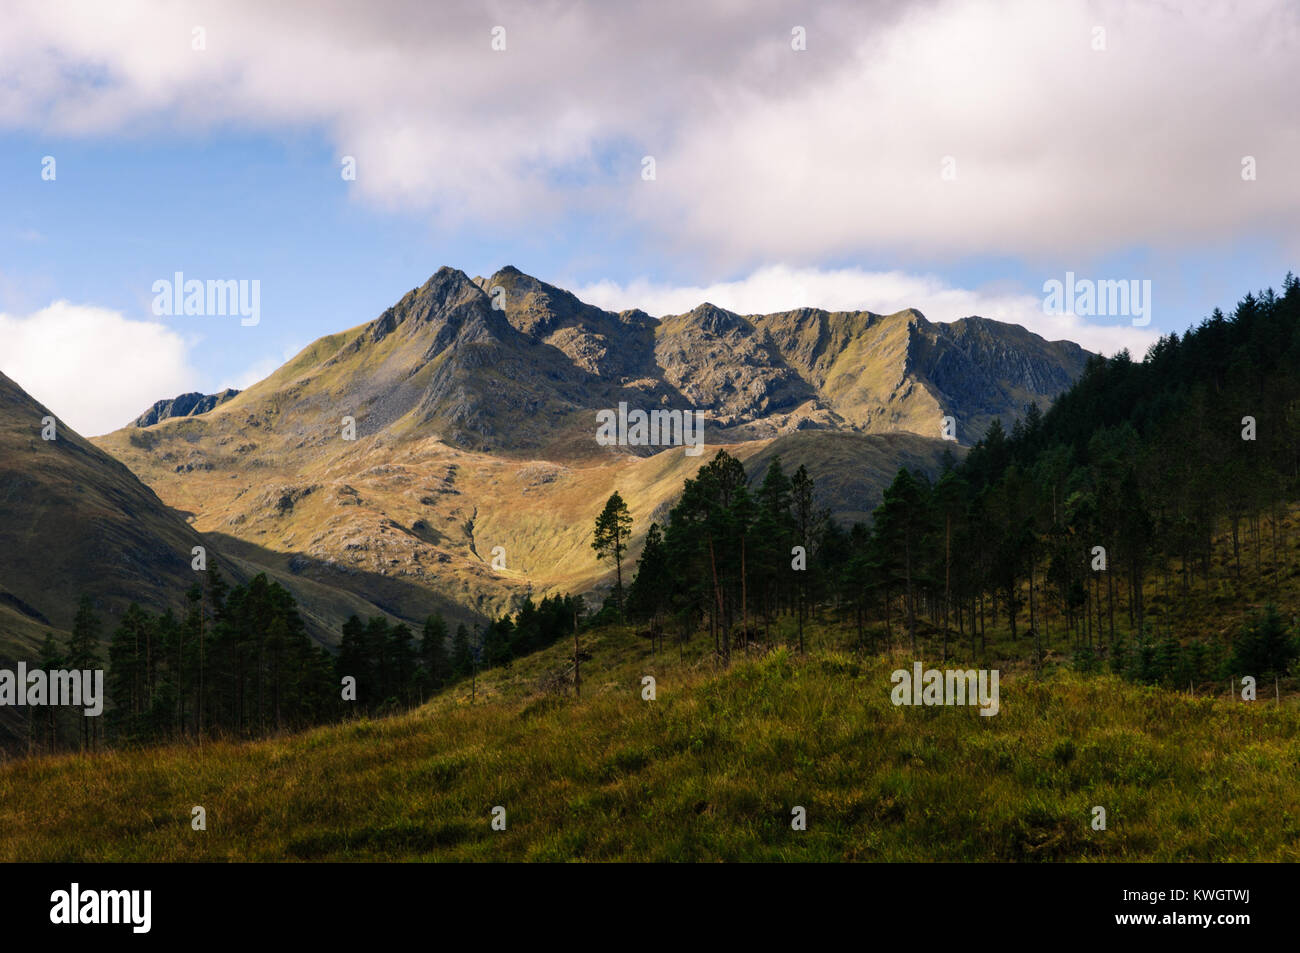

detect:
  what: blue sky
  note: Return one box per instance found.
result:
[3,131,495,383]
[5,130,1291,394]
[2,0,1298,435]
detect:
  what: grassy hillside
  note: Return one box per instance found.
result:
[3,612,1296,862]
[93,417,955,642]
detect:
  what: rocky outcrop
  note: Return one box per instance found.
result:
[135,388,240,427]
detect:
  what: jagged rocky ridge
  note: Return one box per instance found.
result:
[121,265,1089,452]
[134,388,241,427]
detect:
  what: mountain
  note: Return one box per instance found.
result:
[0,371,210,655]
[484,265,1089,444]
[87,266,1090,629]
[134,388,241,427]
[0,373,468,667]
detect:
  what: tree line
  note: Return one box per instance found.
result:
[613,452,828,660]
[28,571,580,753]
[339,592,581,709]
[616,273,1300,685]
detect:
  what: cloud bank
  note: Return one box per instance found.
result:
[2,0,1296,266]
[0,302,197,436]
[575,265,1159,356]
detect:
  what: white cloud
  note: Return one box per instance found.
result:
[0,301,198,436]
[574,265,1160,357]
[649,0,1300,265]
[0,0,1296,264]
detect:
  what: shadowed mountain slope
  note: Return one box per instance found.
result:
[0,371,209,651]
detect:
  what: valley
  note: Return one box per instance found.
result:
[64,266,1085,644]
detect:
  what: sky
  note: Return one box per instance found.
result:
[1,0,1298,436]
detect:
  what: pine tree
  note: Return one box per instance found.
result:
[184,582,206,738]
[790,464,827,653]
[107,602,151,739]
[871,470,928,653]
[418,613,451,696]
[627,523,672,650]
[482,617,514,668]
[386,623,416,706]
[450,623,473,679]
[753,457,794,637]
[1233,605,1297,680]
[66,595,102,749]
[592,492,633,621]
[362,616,392,707]
[37,633,63,751]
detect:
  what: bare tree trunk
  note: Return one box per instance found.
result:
[943,514,951,661]
[709,536,728,662]
[1107,568,1115,644]
[741,537,749,650]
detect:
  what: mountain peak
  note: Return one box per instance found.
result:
[418,266,482,304]
[428,264,474,284]
[364,267,490,346]
[680,302,749,336]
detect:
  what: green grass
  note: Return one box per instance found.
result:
[2,617,1298,861]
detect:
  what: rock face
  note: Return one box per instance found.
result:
[134,388,240,427]
[473,267,1091,449]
